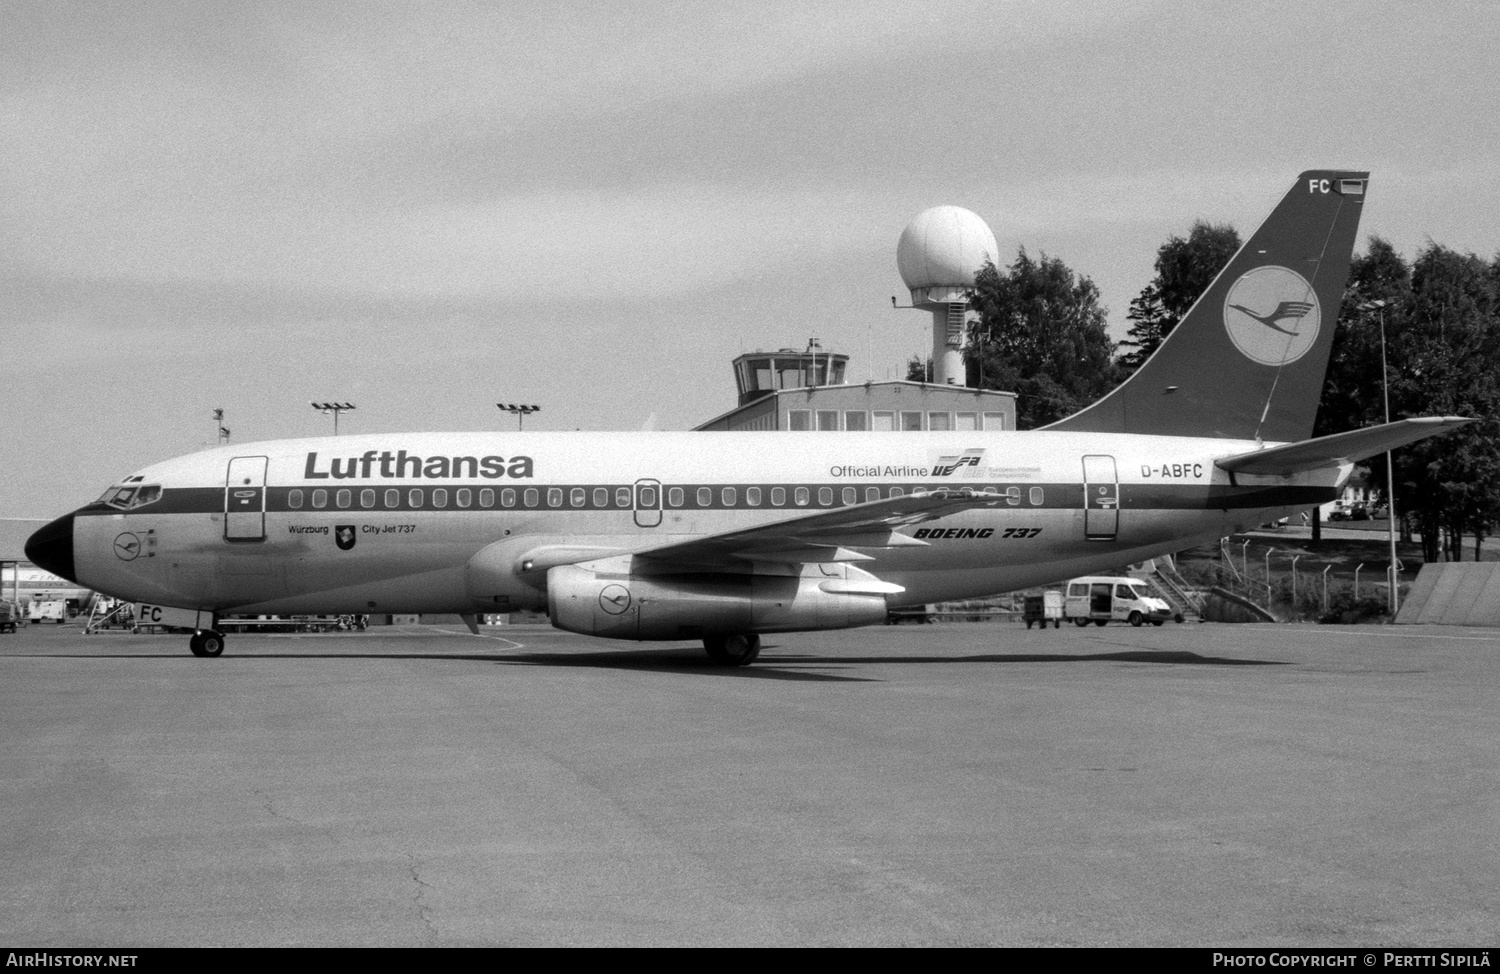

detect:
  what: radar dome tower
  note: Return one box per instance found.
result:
[896,206,998,386]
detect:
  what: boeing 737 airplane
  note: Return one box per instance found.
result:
[25,171,1470,663]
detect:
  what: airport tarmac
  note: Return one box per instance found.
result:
[2,620,1497,947]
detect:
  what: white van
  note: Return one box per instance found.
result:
[1063,576,1178,627]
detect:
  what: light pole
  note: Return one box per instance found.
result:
[212,408,230,445]
[498,403,540,431]
[312,402,356,435]
[1357,298,1400,617]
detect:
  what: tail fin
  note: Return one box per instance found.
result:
[1048,170,1369,441]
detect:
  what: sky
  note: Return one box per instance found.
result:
[3,0,1498,517]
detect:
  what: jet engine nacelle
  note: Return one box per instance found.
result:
[546,559,897,641]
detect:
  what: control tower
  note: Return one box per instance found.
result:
[896,206,998,386]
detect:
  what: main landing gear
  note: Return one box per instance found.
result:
[703,633,761,667]
[189,629,225,657]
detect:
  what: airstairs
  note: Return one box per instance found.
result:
[1130,555,1204,622]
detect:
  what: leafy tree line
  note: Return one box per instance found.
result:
[945,222,1499,562]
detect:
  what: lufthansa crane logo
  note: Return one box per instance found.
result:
[1222,265,1321,366]
[113,532,141,561]
[598,584,632,615]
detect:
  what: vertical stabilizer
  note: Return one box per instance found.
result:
[1048,171,1368,441]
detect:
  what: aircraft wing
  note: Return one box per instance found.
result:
[1215,417,1474,475]
[629,488,1007,568]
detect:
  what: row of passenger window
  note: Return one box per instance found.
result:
[284,484,1047,512]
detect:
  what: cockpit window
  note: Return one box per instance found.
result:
[98,483,162,510]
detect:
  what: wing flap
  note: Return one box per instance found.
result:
[1215,417,1473,475]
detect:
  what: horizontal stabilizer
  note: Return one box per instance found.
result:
[1215,417,1474,475]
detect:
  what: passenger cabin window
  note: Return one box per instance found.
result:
[457,488,472,508]
[336,489,351,509]
[771,487,786,506]
[746,487,762,506]
[696,487,712,507]
[479,488,494,508]
[409,488,424,508]
[312,489,328,509]
[384,489,399,508]
[570,488,585,508]
[433,488,448,508]
[501,489,516,508]
[523,488,538,508]
[1030,487,1044,506]
[360,489,375,509]
[288,489,304,509]
[668,488,684,507]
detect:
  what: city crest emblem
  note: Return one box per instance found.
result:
[335,525,357,551]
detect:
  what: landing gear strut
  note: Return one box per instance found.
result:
[703,633,760,666]
[189,629,225,657]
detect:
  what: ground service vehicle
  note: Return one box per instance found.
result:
[1064,577,1178,627]
[1023,591,1063,629]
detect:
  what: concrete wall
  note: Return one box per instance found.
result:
[1395,563,1500,626]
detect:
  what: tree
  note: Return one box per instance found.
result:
[964,249,1119,429]
[1117,221,1240,372]
[1323,240,1500,562]
[906,355,932,382]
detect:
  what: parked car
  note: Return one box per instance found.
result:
[0,601,20,634]
[1350,506,1370,521]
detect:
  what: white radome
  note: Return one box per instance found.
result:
[896,205,998,291]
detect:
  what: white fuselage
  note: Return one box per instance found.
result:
[67,430,1343,625]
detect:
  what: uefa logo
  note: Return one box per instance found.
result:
[1222,265,1321,366]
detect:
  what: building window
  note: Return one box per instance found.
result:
[816,410,839,431]
[928,412,952,431]
[844,411,868,431]
[788,410,812,431]
[872,411,895,432]
[900,411,923,431]
[956,412,978,431]
[983,412,1006,431]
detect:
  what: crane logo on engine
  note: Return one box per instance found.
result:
[599,584,632,615]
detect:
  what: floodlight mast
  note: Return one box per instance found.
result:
[1356,298,1400,617]
[312,402,356,435]
[497,403,540,431]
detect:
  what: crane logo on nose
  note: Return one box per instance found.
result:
[113,533,141,561]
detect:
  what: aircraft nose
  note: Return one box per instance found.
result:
[25,512,76,582]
